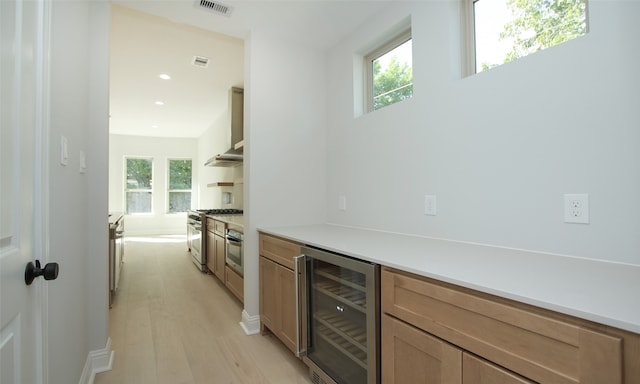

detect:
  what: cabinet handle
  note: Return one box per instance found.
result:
[294,254,307,357]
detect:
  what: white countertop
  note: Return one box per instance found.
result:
[206,214,243,228]
[259,223,640,334]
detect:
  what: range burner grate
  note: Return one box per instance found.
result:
[197,208,243,215]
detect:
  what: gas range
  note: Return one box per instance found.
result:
[198,208,243,215]
[187,209,243,222]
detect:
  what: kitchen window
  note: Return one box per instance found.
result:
[364,27,413,113]
[465,0,588,74]
[167,159,192,213]
[125,157,153,214]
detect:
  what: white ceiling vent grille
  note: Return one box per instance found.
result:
[192,56,210,68]
[196,0,233,17]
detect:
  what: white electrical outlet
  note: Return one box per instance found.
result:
[564,194,589,224]
[338,196,347,211]
[424,195,437,216]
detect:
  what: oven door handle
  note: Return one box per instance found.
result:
[294,254,307,357]
[226,237,242,245]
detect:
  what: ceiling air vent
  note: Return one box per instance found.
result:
[192,55,210,68]
[196,0,233,17]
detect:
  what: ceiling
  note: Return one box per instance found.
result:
[109,0,392,139]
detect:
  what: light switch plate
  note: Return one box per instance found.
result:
[338,196,347,211]
[79,150,87,173]
[424,195,437,216]
[60,136,68,166]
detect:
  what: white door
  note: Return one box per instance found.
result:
[1,0,49,383]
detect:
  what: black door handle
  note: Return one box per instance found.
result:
[25,260,59,285]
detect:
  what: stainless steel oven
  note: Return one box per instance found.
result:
[225,226,243,276]
[187,210,205,272]
[296,246,380,384]
[187,209,243,273]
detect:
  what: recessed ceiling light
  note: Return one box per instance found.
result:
[151,125,159,129]
[159,74,171,80]
[155,101,165,106]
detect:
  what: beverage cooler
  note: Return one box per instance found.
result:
[296,246,380,384]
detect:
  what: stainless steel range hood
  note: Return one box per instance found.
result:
[204,147,242,167]
[205,87,243,167]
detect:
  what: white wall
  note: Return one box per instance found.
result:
[243,31,328,329]
[109,134,198,235]
[325,1,640,265]
[197,112,244,210]
[47,1,110,383]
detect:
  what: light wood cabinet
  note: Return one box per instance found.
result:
[205,218,226,281]
[382,267,639,384]
[213,233,225,281]
[225,265,243,302]
[206,218,243,303]
[463,353,534,384]
[258,233,302,355]
[383,313,536,384]
[382,314,462,384]
[259,256,277,330]
[205,229,217,275]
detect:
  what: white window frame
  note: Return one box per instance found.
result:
[166,158,192,214]
[463,0,589,76]
[124,156,154,215]
[364,27,413,113]
[462,0,477,77]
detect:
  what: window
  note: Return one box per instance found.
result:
[365,28,413,112]
[467,0,588,74]
[125,157,153,214]
[167,159,192,213]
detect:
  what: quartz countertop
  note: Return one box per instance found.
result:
[259,223,640,334]
[205,214,243,229]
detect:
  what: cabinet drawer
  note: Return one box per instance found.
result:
[206,218,216,233]
[214,220,226,236]
[225,266,243,303]
[382,268,623,384]
[206,218,227,235]
[463,353,533,384]
[259,233,301,270]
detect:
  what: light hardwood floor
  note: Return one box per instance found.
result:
[94,235,311,384]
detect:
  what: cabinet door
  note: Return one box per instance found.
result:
[382,268,624,384]
[260,256,278,333]
[383,314,462,384]
[225,265,243,302]
[214,234,225,281]
[463,353,534,384]
[278,265,297,353]
[206,230,216,274]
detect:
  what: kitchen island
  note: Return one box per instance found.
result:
[259,223,640,383]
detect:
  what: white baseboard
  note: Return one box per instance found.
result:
[78,337,114,384]
[239,310,260,335]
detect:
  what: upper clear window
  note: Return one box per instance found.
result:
[365,28,413,112]
[167,159,192,213]
[468,0,588,74]
[125,157,153,214]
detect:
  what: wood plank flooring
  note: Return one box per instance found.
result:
[94,235,311,384]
